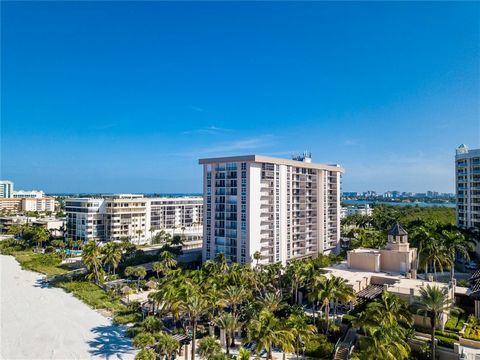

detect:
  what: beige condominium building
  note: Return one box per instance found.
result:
[104,194,149,243]
[199,153,343,265]
[0,197,55,213]
[0,180,54,213]
[456,144,480,230]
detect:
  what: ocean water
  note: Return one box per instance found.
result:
[342,199,455,208]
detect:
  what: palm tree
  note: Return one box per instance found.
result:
[149,226,155,243]
[414,285,455,360]
[156,332,180,360]
[332,276,356,319]
[182,293,208,360]
[286,260,310,305]
[247,310,294,360]
[257,292,284,313]
[102,242,122,275]
[142,316,163,333]
[160,250,177,272]
[353,291,412,360]
[135,349,156,360]
[153,261,162,280]
[215,252,228,273]
[198,336,221,360]
[134,266,147,289]
[133,332,156,349]
[308,275,337,333]
[286,314,316,360]
[237,347,251,360]
[222,285,247,346]
[222,285,246,318]
[82,240,104,284]
[442,229,471,281]
[253,251,262,269]
[354,322,410,360]
[214,313,240,354]
[33,226,49,250]
[358,290,412,326]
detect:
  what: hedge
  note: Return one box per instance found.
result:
[436,335,456,349]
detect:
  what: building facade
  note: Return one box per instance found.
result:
[65,195,203,245]
[456,144,480,230]
[0,197,55,213]
[0,181,14,198]
[13,190,45,198]
[199,154,343,265]
[65,198,106,242]
[149,197,203,232]
[0,181,53,213]
[340,204,373,219]
[104,194,149,243]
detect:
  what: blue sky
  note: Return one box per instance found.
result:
[2,2,479,194]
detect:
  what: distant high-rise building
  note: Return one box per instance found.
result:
[0,181,14,198]
[199,153,343,265]
[456,144,480,230]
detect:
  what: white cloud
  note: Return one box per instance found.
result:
[193,135,277,156]
[182,126,232,135]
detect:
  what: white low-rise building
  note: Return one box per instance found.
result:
[13,190,45,198]
[340,204,373,219]
[65,195,203,247]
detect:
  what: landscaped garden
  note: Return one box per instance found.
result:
[2,204,480,360]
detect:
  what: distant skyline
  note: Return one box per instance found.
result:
[2,2,479,193]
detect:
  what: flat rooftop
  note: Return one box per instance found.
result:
[199,154,344,172]
[348,248,381,255]
[324,262,461,297]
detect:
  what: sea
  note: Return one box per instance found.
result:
[342,200,455,208]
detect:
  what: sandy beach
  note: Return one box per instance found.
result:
[0,255,137,360]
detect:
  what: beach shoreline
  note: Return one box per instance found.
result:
[0,254,137,360]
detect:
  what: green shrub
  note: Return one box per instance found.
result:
[126,326,144,338]
[437,331,459,340]
[304,334,334,358]
[113,313,141,325]
[342,314,356,324]
[413,326,459,340]
[463,328,480,341]
[54,280,125,313]
[436,335,456,349]
[445,314,465,332]
[15,251,66,275]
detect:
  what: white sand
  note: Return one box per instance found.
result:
[0,255,137,360]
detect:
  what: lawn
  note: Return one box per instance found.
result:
[53,279,126,314]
